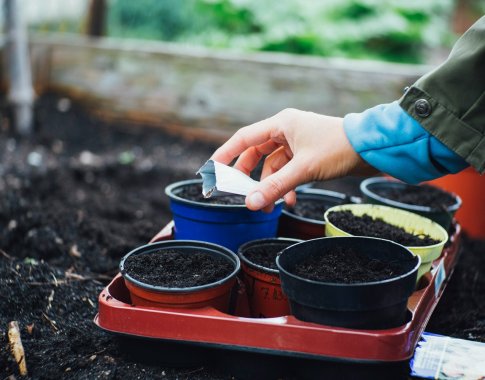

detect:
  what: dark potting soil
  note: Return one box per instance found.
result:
[0,93,231,379]
[293,246,406,284]
[374,184,456,209]
[176,183,246,205]
[286,198,330,220]
[123,249,233,287]
[1,93,484,380]
[243,242,295,270]
[328,210,440,246]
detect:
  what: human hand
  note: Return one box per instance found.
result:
[211,108,375,211]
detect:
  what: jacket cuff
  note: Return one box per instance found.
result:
[343,101,468,184]
[400,86,485,173]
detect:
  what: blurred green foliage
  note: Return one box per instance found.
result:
[108,0,457,63]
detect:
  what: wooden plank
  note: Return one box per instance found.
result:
[3,33,432,138]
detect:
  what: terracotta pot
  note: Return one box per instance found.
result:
[278,188,347,240]
[120,240,240,311]
[238,238,301,318]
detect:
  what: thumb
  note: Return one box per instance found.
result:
[246,159,308,210]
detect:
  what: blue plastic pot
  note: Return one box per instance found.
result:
[165,179,283,252]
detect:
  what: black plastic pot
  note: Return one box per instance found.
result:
[360,177,461,231]
[278,188,348,240]
[277,237,420,329]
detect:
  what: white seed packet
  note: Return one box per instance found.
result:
[410,332,485,379]
[196,160,259,198]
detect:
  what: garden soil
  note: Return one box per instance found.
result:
[123,249,234,288]
[177,183,246,205]
[242,242,294,270]
[327,210,440,246]
[1,94,484,379]
[286,198,330,221]
[374,184,457,209]
[293,246,405,284]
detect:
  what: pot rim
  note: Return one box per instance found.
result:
[120,240,240,293]
[360,177,462,213]
[282,188,348,225]
[166,179,284,209]
[323,203,449,250]
[276,236,421,288]
[238,237,303,275]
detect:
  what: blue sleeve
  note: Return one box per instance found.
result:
[343,101,468,184]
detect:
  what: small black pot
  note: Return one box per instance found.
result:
[277,237,420,329]
[360,177,461,231]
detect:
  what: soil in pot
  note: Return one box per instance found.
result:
[277,237,419,329]
[373,184,456,209]
[167,179,284,252]
[278,189,347,240]
[177,183,245,205]
[242,242,291,270]
[293,246,406,284]
[286,199,331,220]
[327,210,440,246]
[123,249,234,287]
[239,239,300,318]
[360,178,461,231]
[121,241,240,310]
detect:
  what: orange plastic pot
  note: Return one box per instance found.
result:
[238,238,301,318]
[278,189,347,240]
[426,167,485,238]
[120,240,240,311]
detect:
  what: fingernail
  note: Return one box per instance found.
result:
[248,191,266,209]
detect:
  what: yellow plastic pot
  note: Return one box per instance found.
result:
[324,204,448,283]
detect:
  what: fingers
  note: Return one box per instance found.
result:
[260,146,296,208]
[283,190,297,207]
[253,146,296,212]
[246,158,309,210]
[260,146,292,180]
[233,140,280,175]
[210,117,277,164]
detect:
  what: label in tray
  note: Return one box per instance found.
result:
[411,333,485,379]
[431,259,446,298]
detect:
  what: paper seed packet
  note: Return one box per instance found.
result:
[411,333,485,379]
[197,160,258,197]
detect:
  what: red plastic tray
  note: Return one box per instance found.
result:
[95,222,461,363]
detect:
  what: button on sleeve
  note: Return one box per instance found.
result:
[415,99,431,117]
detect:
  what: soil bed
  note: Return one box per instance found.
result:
[293,247,405,284]
[374,184,456,209]
[177,183,245,205]
[328,211,440,246]
[123,249,233,287]
[243,242,294,270]
[0,93,484,379]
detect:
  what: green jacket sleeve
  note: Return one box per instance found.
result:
[399,16,485,173]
